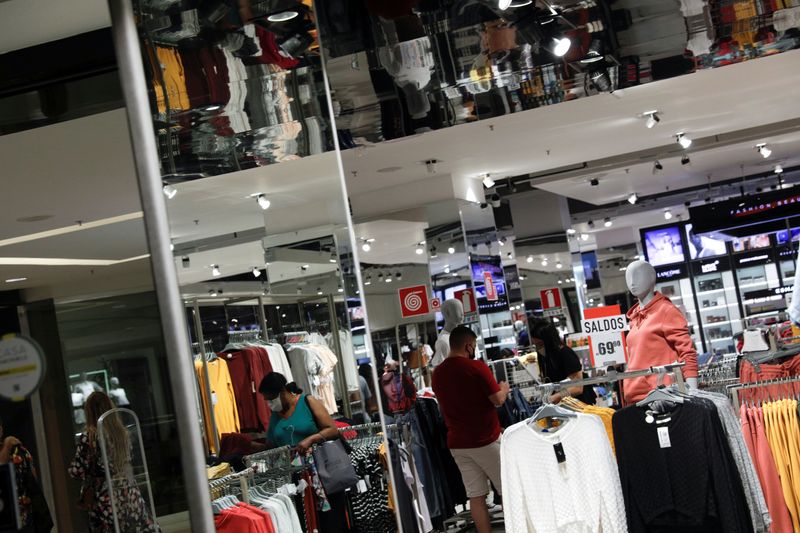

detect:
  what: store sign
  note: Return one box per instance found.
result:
[736,252,772,266]
[454,288,479,323]
[701,260,720,274]
[690,187,800,233]
[0,464,20,530]
[430,298,441,312]
[743,286,793,301]
[655,264,687,282]
[483,271,498,301]
[0,334,45,402]
[581,306,628,368]
[398,285,430,318]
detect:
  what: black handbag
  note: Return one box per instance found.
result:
[312,440,358,495]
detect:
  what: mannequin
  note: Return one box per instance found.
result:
[72,372,102,401]
[624,260,698,402]
[108,377,130,407]
[514,320,530,347]
[432,299,465,367]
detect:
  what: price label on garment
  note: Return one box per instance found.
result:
[582,306,628,368]
[0,334,46,402]
[657,427,671,448]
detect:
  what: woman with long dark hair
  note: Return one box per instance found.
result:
[69,391,160,532]
[530,319,595,405]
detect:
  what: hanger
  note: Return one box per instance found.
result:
[530,402,577,425]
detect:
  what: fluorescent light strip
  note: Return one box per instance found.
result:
[0,212,143,248]
[0,254,150,266]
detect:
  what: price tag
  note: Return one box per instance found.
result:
[211,392,218,406]
[553,442,567,463]
[657,427,671,448]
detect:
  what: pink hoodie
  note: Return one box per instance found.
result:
[623,291,698,404]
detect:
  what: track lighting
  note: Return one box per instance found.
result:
[664,209,673,220]
[676,133,692,149]
[256,194,271,210]
[644,111,660,129]
[566,228,577,235]
[551,37,571,57]
[211,265,221,277]
[681,155,691,166]
[581,233,589,241]
[181,256,190,268]
[252,267,262,278]
[627,192,638,205]
[653,160,663,173]
[589,69,612,92]
[448,246,456,254]
[526,255,534,263]
[489,194,502,208]
[482,174,495,188]
[580,39,604,63]
[775,164,784,174]
[604,217,613,228]
[162,183,177,199]
[756,143,772,158]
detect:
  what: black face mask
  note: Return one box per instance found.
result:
[467,345,476,359]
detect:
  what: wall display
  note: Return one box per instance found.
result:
[686,223,727,259]
[692,256,740,355]
[470,254,509,312]
[776,228,800,245]
[0,334,46,402]
[732,233,771,253]
[643,225,686,266]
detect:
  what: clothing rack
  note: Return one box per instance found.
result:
[728,375,800,407]
[530,362,687,401]
[209,467,256,504]
[228,329,264,343]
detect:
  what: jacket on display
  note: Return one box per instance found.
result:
[624,292,698,403]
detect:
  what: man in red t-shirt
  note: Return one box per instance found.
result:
[432,326,509,533]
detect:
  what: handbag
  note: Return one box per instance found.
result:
[312,440,358,495]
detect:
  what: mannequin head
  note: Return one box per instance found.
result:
[442,298,465,331]
[626,260,657,302]
[80,372,89,382]
[514,320,524,332]
[110,377,120,388]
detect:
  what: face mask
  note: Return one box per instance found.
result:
[467,345,476,359]
[268,397,284,413]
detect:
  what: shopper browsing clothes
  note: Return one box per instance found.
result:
[432,326,509,533]
[530,319,596,405]
[259,372,348,532]
[69,392,160,532]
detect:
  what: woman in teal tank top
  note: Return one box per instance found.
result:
[259,372,338,452]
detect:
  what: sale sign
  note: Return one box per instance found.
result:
[483,271,498,301]
[398,285,430,318]
[582,305,628,367]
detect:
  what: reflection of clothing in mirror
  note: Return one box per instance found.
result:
[109,387,130,407]
[69,433,160,532]
[74,380,103,401]
[432,331,450,368]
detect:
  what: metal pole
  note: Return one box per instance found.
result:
[257,296,269,341]
[327,294,351,418]
[106,0,214,528]
[193,301,220,454]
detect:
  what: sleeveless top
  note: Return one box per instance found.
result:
[267,395,318,447]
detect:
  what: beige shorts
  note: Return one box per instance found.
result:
[450,439,503,498]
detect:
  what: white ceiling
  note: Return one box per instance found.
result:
[0,0,110,53]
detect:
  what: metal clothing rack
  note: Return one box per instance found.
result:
[209,467,256,504]
[728,375,800,407]
[529,362,687,401]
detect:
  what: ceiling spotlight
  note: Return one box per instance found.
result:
[541,258,548,267]
[589,68,613,92]
[566,228,577,235]
[653,160,663,173]
[590,178,600,187]
[365,275,372,286]
[775,164,784,174]
[429,246,438,258]
[162,183,177,199]
[604,217,613,228]
[338,285,344,293]
[580,39,604,63]
[581,233,589,241]
[362,241,371,252]
[526,255,534,263]
[482,174,495,188]
[587,220,595,229]
[498,0,512,10]
[558,279,563,284]
[267,10,298,22]
[551,36,572,57]
[664,209,673,220]
[181,256,190,268]
[385,274,392,283]
[209,289,218,297]
[329,251,337,263]
[627,192,638,205]
[395,272,402,281]
[681,154,691,166]
[756,143,772,158]
[415,243,425,255]
[256,194,271,210]
[301,264,310,271]
[676,133,692,149]
[211,265,221,277]
[296,286,302,294]
[556,262,563,269]
[507,252,513,259]
[317,287,323,295]
[444,265,451,274]
[448,246,456,254]
[252,267,262,278]
[644,111,660,129]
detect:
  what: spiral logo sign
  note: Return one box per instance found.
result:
[398,285,430,318]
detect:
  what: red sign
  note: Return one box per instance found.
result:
[454,288,477,315]
[582,305,629,367]
[430,298,441,312]
[483,271,498,301]
[398,285,430,318]
[540,288,562,310]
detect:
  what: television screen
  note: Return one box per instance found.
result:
[776,228,800,245]
[732,233,771,252]
[581,251,601,290]
[470,254,509,312]
[643,226,685,266]
[686,224,727,259]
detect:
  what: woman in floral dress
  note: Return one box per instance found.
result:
[69,391,160,532]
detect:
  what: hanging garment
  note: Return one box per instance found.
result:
[223,349,271,431]
[559,397,616,454]
[763,400,800,530]
[613,400,752,532]
[501,413,627,532]
[742,405,794,533]
[326,330,359,391]
[265,344,293,382]
[195,358,240,451]
[348,442,396,533]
